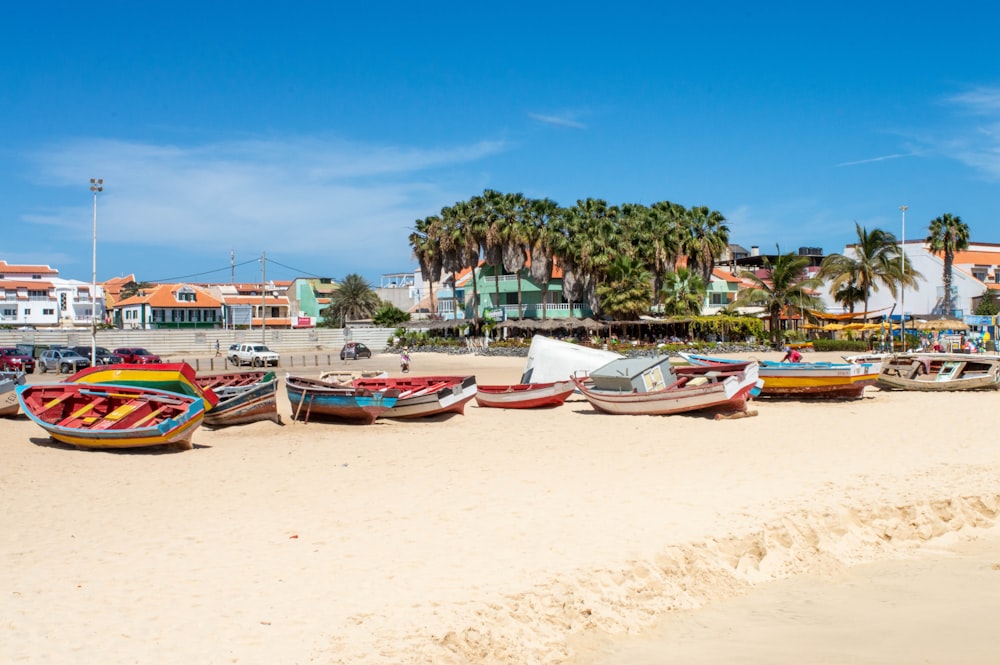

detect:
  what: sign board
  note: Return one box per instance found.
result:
[485,308,505,321]
[294,316,314,328]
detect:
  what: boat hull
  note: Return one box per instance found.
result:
[204,376,281,427]
[1,371,27,417]
[285,375,398,424]
[69,363,219,410]
[475,381,575,409]
[571,363,759,416]
[353,376,477,418]
[680,352,878,399]
[877,353,1000,391]
[17,383,205,450]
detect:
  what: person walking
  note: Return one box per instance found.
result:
[400,347,411,373]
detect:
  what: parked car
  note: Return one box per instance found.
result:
[229,343,280,367]
[38,348,90,374]
[72,346,124,365]
[0,347,36,373]
[112,347,162,364]
[340,342,372,360]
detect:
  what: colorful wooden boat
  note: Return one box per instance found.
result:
[68,363,220,410]
[877,352,1000,391]
[679,352,879,399]
[285,374,399,424]
[571,356,760,416]
[17,382,205,450]
[474,380,576,409]
[351,375,477,419]
[1,370,27,417]
[196,371,281,428]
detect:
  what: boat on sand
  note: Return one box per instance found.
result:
[877,352,1000,391]
[1,370,26,417]
[475,380,575,409]
[196,371,282,428]
[572,356,760,416]
[69,362,220,410]
[17,382,205,450]
[285,374,399,424]
[351,375,477,418]
[680,352,879,400]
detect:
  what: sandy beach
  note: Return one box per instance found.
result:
[3,349,999,664]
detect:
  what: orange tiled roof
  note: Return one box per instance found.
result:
[0,261,58,275]
[711,267,742,283]
[945,249,1000,265]
[224,295,289,306]
[115,283,223,308]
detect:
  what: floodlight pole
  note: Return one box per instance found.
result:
[90,178,104,367]
[899,205,908,350]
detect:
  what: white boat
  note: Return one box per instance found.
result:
[877,352,1000,391]
[520,335,623,384]
[572,356,760,416]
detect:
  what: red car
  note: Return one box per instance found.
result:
[0,347,36,373]
[112,347,162,364]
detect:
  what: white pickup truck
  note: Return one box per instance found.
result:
[230,343,280,367]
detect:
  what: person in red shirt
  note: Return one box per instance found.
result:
[781,346,803,363]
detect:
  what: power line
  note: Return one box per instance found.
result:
[148,259,258,283]
[264,258,329,280]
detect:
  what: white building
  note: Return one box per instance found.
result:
[0,260,104,329]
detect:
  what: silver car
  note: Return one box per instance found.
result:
[38,348,91,374]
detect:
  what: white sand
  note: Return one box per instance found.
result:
[2,349,999,664]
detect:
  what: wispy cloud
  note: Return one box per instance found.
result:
[945,87,1000,115]
[836,152,919,167]
[22,136,508,277]
[528,112,587,129]
[936,86,1000,179]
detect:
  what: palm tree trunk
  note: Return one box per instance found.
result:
[541,282,549,320]
[451,272,459,320]
[516,274,523,319]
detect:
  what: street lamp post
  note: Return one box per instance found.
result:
[90,178,103,367]
[899,204,908,350]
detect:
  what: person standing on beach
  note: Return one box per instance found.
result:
[400,347,411,373]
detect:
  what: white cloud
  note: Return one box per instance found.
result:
[22,136,508,276]
[527,112,587,129]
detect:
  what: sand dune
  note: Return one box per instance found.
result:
[2,350,998,664]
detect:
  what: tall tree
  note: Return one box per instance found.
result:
[681,206,729,283]
[819,222,922,315]
[323,274,381,326]
[524,197,561,320]
[735,248,825,345]
[408,215,443,318]
[660,267,706,316]
[596,256,652,320]
[926,213,970,316]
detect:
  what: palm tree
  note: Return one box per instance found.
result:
[524,197,561,320]
[408,215,443,318]
[680,205,730,284]
[660,268,706,316]
[819,222,922,315]
[323,273,381,327]
[735,248,825,346]
[926,213,970,316]
[644,201,685,307]
[498,192,530,319]
[596,256,652,320]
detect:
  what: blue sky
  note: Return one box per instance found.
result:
[3,2,999,287]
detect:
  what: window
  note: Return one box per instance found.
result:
[710,293,729,305]
[43,308,54,315]
[2,308,14,317]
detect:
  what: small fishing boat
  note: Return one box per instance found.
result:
[17,382,205,450]
[351,375,477,418]
[571,356,760,416]
[69,363,219,410]
[285,374,399,424]
[475,380,576,409]
[1,370,27,417]
[877,352,1000,391]
[680,352,879,399]
[318,369,388,384]
[196,371,282,428]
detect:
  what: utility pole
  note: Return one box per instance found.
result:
[89,178,103,367]
[261,251,267,345]
[900,205,908,350]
